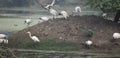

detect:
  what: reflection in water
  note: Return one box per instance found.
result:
[14,50,120,58]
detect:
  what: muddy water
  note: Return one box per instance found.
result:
[13,49,120,58]
[0,11,101,32]
[0,17,40,35]
[0,5,102,35]
[0,12,56,35]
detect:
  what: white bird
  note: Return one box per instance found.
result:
[40,0,57,19]
[113,33,120,39]
[0,34,7,39]
[102,13,107,17]
[49,8,58,19]
[111,32,120,42]
[0,39,8,44]
[45,0,56,9]
[60,11,69,19]
[24,19,32,26]
[27,31,40,42]
[85,40,93,46]
[75,6,81,13]
[39,16,49,21]
[72,6,82,16]
[84,40,93,49]
[40,0,56,10]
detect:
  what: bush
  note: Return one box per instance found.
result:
[85,29,93,37]
[86,0,120,12]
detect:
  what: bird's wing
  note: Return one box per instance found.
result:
[45,5,50,9]
[32,36,40,42]
[50,0,56,6]
[40,4,48,10]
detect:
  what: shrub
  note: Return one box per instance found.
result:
[85,29,94,37]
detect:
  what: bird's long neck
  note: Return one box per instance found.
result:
[28,33,32,38]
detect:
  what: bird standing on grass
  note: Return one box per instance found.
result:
[112,32,120,42]
[0,39,8,44]
[24,19,32,26]
[85,40,93,49]
[27,31,40,42]
[0,34,8,48]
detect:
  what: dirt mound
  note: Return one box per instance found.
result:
[8,15,120,51]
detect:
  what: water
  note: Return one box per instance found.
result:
[0,11,59,35]
[0,10,101,36]
[13,49,120,58]
[0,16,40,35]
[0,4,103,35]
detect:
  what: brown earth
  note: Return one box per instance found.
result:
[8,15,120,52]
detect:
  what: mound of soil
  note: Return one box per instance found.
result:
[8,15,120,52]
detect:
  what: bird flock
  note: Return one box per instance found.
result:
[23,0,119,49]
[24,0,82,43]
[1,0,119,49]
[24,0,82,27]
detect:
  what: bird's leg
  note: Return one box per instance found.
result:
[111,38,117,43]
[26,24,30,28]
[85,44,90,49]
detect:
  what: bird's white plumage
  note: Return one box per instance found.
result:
[85,40,93,46]
[31,36,40,42]
[0,34,7,39]
[45,5,51,9]
[39,16,49,21]
[0,39,8,44]
[50,0,55,6]
[27,31,40,42]
[102,13,107,17]
[75,6,81,13]
[24,19,32,26]
[44,0,56,9]
[60,11,69,19]
[113,33,120,39]
[49,8,58,19]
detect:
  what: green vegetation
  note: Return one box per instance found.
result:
[14,39,80,51]
[85,29,94,37]
[0,46,16,58]
[87,0,120,12]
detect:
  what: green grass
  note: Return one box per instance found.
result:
[23,39,80,51]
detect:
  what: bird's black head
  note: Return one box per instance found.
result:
[58,13,62,15]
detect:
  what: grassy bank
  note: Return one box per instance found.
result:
[10,39,81,51]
